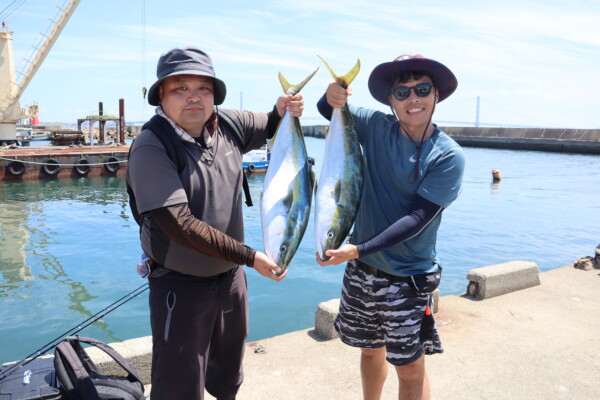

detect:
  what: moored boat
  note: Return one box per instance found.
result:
[243,145,269,174]
[29,131,51,141]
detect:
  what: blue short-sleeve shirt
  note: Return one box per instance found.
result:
[349,104,465,276]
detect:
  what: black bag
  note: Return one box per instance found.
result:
[0,356,62,400]
[53,336,144,400]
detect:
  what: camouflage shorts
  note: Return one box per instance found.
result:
[334,260,443,366]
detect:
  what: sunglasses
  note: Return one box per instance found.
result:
[390,82,434,101]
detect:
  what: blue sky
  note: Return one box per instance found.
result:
[3,0,599,128]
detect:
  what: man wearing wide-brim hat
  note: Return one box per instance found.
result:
[127,47,304,400]
[316,54,465,399]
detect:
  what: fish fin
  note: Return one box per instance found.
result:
[334,179,342,204]
[267,133,276,148]
[317,56,361,89]
[278,72,292,94]
[278,68,320,96]
[260,191,265,217]
[283,186,294,213]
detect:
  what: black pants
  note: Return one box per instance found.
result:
[149,266,248,400]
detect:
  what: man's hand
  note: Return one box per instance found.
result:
[326,82,352,109]
[253,251,287,281]
[276,93,304,117]
[315,244,359,266]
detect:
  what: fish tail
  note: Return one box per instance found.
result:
[278,68,319,96]
[317,56,361,89]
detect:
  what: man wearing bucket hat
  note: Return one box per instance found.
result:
[316,54,465,400]
[127,47,304,400]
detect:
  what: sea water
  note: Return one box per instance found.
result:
[1,137,599,365]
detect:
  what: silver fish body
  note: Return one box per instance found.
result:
[314,58,364,260]
[261,69,317,272]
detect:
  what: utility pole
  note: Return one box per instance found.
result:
[475,96,480,127]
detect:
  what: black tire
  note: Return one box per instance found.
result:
[6,160,26,176]
[247,164,255,172]
[104,156,120,173]
[74,158,91,176]
[41,158,61,176]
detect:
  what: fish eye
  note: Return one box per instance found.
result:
[280,245,287,253]
[327,231,334,239]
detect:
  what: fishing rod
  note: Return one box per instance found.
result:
[0,282,149,382]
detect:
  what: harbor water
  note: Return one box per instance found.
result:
[1,136,599,365]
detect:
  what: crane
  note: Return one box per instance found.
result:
[0,0,81,145]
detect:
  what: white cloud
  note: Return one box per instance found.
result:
[6,0,599,127]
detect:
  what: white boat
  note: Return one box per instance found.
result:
[242,145,314,175]
[242,145,269,174]
[30,131,51,141]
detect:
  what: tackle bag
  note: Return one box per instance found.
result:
[0,357,62,400]
[53,336,144,400]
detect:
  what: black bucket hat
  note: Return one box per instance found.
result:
[147,47,227,106]
[368,54,457,105]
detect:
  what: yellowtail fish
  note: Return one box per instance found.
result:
[314,57,364,261]
[261,68,318,273]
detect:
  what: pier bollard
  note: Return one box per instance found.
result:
[315,299,340,340]
[466,261,540,299]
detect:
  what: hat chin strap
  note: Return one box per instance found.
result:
[390,92,437,141]
[391,92,438,184]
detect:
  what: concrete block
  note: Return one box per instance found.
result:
[466,261,540,300]
[315,299,340,340]
[432,289,440,314]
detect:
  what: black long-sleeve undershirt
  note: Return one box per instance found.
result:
[144,104,283,267]
[317,93,333,121]
[317,92,444,256]
[147,203,256,267]
[356,194,443,258]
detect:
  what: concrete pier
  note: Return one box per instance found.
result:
[303,125,600,154]
[442,126,600,154]
[78,261,599,400]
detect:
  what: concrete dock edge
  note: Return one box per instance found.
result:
[89,260,543,383]
[16,256,596,399]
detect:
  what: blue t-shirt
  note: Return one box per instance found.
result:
[349,104,465,276]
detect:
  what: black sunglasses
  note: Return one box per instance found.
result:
[390,82,434,101]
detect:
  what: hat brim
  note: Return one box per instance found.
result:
[368,58,457,105]
[147,70,227,106]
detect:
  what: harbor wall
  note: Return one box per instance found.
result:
[303,126,600,154]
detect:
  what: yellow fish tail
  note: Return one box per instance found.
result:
[278,68,319,96]
[317,56,361,89]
